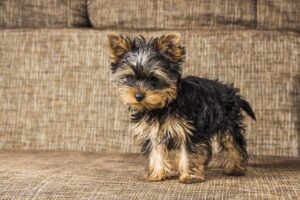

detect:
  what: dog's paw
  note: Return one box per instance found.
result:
[224,165,246,176]
[178,174,205,184]
[164,171,179,180]
[147,174,166,182]
[147,168,178,182]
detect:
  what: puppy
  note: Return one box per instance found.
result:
[107,33,256,184]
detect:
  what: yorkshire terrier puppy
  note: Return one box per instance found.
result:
[108,33,256,184]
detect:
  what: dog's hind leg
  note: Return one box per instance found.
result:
[218,125,248,176]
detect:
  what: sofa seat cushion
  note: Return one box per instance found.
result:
[0,151,299,199]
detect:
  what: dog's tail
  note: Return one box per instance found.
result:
[239,98,256,121]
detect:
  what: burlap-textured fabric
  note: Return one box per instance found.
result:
[0,0,89,28]
[89,0,300,32]
[88,0,256,30]
[0,29,299,156]
[0,151,299,199]
[258,0,300,32]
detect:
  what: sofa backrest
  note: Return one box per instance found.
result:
[0,1,299,157]
[88,0,300,32]
[0,0,90,28]
[0,29,299,157]
[88,0,257,30]
[1,0,299,32]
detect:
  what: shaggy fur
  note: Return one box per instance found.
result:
[108,33,256,183]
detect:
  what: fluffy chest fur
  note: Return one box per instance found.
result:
[131,112,195,151]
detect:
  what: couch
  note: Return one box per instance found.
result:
[0,0,299,199]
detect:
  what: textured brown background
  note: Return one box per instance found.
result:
[0,151,299,199]
[0,0,89,27]
[1,29,299,156]
[88,0,257,30]
[0,1,299,198]
[257,0,300,31]
[88,0,300,32]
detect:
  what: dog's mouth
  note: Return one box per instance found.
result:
[129,101,166,111]
[123,93,167,111]
[118,86,177,111]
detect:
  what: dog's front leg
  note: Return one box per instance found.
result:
[147,142,173,182]
[178,142,210,183]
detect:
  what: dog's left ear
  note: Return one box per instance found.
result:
[107,34,132,64]
[156,33,185,63]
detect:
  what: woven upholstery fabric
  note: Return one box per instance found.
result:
[0,29,299,156]
[0,151,299,199]
[88,0,256,30]
[258,0,300,32]
[89,0,300,32]
[0,0,89,28]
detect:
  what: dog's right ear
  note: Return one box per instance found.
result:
[156,33,185,63]
[107,34,132,64]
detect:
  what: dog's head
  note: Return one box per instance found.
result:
[108,33,185,111]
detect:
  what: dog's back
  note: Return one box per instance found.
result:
[176,76,255,128]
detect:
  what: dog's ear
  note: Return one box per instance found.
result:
[156,33,185,63]
[107,34,132,64]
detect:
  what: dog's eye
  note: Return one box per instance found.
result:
[120,75,133,82]
[120,77,128,82]
[149,77,160,87]
[150,76,159,82]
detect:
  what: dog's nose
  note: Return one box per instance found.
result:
[135,93,144,102]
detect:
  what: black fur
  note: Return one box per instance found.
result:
[134,76,255,155]
[109,34,256,182]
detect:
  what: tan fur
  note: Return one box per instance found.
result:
[127,90,212,183]
[161,116,194,142]
[131,117,172,181]
[156,33,185,62]
[157,33,180,52]
[131,116,159,146]
[107,34,131,63]
[148,143,173,181]
[218,134,247,176]
[177,143,210,183]
[132,115,194,146]
[117,86,140,108]
[112,67,135,82]
[131,115,196,182]
[149,67,176,85]
[118,86,177,111]
[143,87,176,110]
